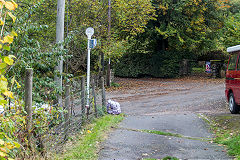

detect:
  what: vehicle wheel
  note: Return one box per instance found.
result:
[229,93,239,114]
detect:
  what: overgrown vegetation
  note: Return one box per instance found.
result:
[57,114,124,160]
[0,1,24,159]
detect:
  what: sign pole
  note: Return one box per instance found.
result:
[85,27,94,108]
[86,38,91,107]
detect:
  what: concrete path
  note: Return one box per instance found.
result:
[99,78,231,160]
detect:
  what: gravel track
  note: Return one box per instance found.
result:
[99,77,231,160]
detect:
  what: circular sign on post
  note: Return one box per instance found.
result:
[86,27,94,39]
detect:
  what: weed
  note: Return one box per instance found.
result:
[143,130,182,138]
[162,156,179,160]
[111,82,120,87]
[56,114,124,160]
[122,128,211,141]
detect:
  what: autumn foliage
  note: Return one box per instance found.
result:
[0,1,22,160]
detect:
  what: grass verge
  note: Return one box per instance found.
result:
[56,114,124,160]
[202,113,240,159]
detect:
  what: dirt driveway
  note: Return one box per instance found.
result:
[99,77,231,160]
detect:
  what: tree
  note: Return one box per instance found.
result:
[62,0,156,72]
[114,0,231,78]
[220,0,240,48]
[154,0,226,54]
[112,0,156,38]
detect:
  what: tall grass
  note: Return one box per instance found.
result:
[56,114,124,160]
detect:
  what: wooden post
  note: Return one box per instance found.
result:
[64,85,70,139]
[81,76,85,118]
[101,77,106,109]
[25,68,33,147]
[183,59,190,76]
[92,76,97,118]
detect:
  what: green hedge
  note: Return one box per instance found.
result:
[115,50,185,78]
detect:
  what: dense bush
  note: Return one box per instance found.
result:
[114,52,150,78]
[115,50,188,78]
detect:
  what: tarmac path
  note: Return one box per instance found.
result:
[99,77,231,160]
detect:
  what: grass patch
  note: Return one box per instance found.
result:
[162,156,179,160]
[143,130,182,138]
[204,113,240,159]
[56,114,124,160]
[142,129,210,141]
[220,135,240,157]
[111,82,120,87]
[192,67,205,73]
[212,125,240,159]
[121,127,211,141]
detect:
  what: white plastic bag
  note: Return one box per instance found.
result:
[107,100,121,115]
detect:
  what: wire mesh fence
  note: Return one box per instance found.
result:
[20,69,107,157]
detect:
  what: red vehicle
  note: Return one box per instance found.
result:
[226,45,240,114]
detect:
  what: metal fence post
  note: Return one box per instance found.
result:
[25,68,33,147]
[92,76,97,118]
[101,76,106,109]
[81,76,85,118]
[64,85,70,139]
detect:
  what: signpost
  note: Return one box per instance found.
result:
[86,27,95,108]
[89,39,97,49]
[206,61,211,73]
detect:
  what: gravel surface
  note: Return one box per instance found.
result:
[99,77,231,160]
